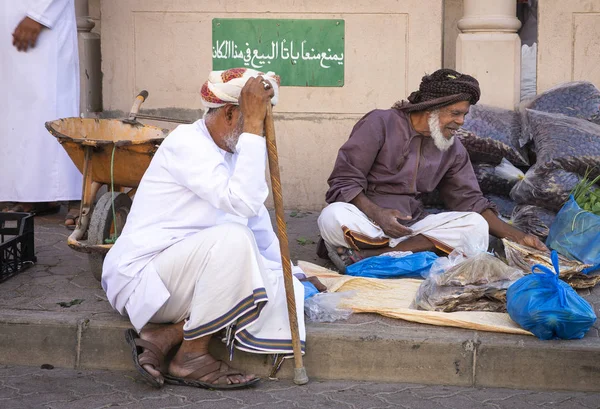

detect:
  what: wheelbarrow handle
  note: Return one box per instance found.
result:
[128,90,149,121]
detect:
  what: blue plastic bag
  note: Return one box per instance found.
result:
[345,252,438,279]
[301,280,319,300]
[506,251,596,340]
[547,196,600,267]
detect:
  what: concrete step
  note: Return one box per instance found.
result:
[1,308,599,392]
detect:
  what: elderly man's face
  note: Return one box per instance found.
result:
[437,101,470,139]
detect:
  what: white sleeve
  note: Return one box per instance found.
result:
[167,132,269,219]
[248,206,282,264]
[26,0,72,29]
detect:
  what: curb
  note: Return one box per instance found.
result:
[0,310,598,391]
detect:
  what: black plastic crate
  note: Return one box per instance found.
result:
[0,212,36,282]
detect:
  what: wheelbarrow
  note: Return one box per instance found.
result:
[45,91,182,281]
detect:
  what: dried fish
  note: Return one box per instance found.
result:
[502,239,600,289]
[415,253,523,313]
[415,280,507,312]
[458,104,529,166]
[509,205,556,240]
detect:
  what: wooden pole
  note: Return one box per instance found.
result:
[264,104,308,385]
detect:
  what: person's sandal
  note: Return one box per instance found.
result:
[324,242,364,274]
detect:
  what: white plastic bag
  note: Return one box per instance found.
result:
[520,43,537,101]
[304,292,354,323]
[494,158,525,182]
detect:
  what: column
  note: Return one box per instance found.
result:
[75,0,102,117]
[456,0,522,109]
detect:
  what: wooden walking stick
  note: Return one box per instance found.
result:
[264,104,309,385]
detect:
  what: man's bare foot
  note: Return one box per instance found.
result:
[169,351,256,386]
[167,335,256,387]
[138,323,184,379]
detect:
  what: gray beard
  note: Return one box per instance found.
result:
[224,115,245,152]
[428,110,455,152]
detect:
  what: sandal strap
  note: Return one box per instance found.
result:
[184,360,245,385]
[184,360,222,381]
[134,338,166,371]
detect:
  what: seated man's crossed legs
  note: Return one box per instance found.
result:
[317,202,489,272]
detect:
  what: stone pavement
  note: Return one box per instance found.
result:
[1,364,600,409]
[0,208,600,392]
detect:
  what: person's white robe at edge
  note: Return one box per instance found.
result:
[318,202,490,251]
[102,118,306,355]
[0,0,82,202]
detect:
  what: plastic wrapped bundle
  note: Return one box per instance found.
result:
[415,252,524,313]
[510,166,581,212]
[474,159,525,196]
[506,251,596,340]
[509,205,556,240]
[524,81,600,122]
[457,104,529,167]
[526,110,600,178]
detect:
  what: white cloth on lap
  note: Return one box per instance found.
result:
[318,202,489,251]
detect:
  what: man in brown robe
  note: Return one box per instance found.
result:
[318,69,546,272]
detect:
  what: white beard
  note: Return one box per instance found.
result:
[223,115,245,152]
[428,110,455,152]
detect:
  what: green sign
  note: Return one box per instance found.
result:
[212,19,345,87]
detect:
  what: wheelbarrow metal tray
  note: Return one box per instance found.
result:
[45,118,168,188]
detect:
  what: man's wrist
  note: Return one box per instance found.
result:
[243,120,264,136]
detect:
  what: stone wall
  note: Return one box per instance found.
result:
[537,0,600,92]
[99,0,443,210]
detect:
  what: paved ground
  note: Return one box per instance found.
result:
[1,207,600,392]
[2,364,600,409]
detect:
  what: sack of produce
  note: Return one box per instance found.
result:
[506,250,596,340]
[547,185,600,266]
[509,205,556,240]
[457,104,529,167]
[510,167,581,212]
[525,110,600,178]
[474,159,525,196]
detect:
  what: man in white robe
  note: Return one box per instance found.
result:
[102,68,306,390]
[0,0,82,218]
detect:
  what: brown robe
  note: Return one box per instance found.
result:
[325,108,495,225]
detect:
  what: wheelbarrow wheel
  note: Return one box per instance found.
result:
[88,191,132,281]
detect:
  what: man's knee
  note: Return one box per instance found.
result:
[216,223,256,249]
[317,202,354,233]
[465,212,490,245]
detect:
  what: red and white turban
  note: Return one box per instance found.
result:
[200,68,280,109]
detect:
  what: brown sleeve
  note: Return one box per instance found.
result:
[325,112,385,203]
[438,142,498,214]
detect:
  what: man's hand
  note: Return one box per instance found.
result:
[515,233,548,252]
[239,76,275,136]
[12,17,44,52]
[373,208,413,239]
